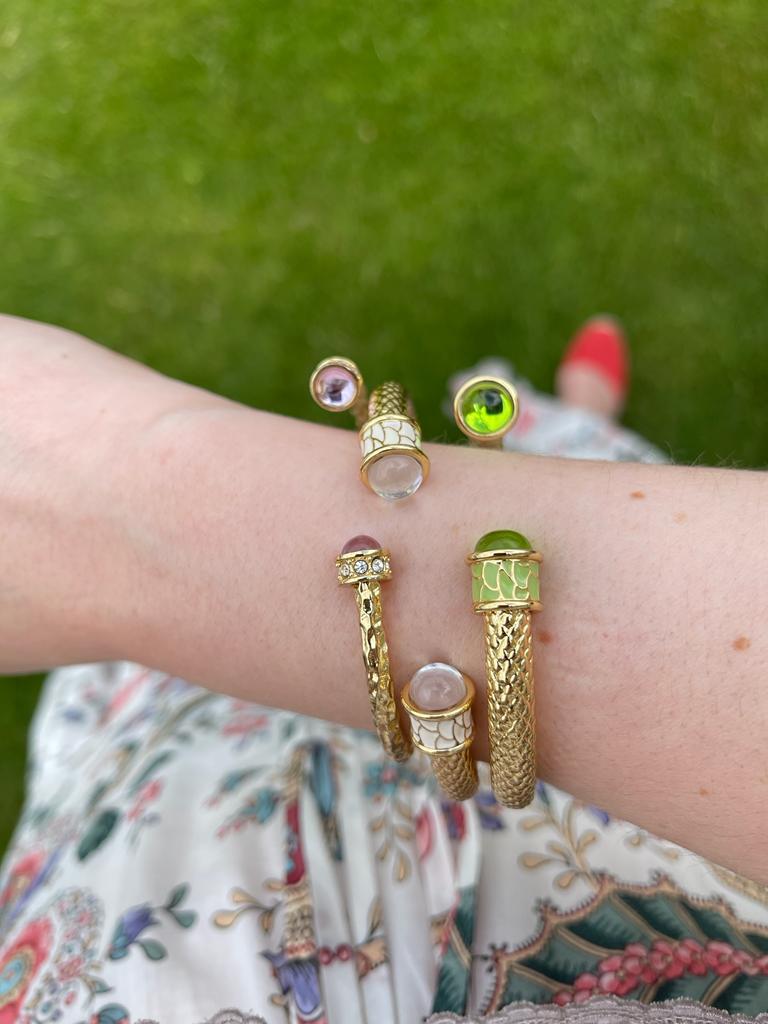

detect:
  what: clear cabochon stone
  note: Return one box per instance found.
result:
[313,364,358,409]
[410,662,467,712]
[367,453,423,500]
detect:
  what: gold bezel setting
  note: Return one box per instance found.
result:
[359,444,431,490]
[401,675,476,756]
[310,356,366,414]
[335,547,392,586]
[454,374,520,443]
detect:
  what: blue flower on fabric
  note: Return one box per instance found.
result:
[108,904,157,958]
[474,790,505,831]
[263,950,322,1019]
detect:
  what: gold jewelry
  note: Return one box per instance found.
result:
[469,529,542,808]
[453,375,519,449]
[401,663,478,801]
[359,381,429,500]
[310,356,429,500]
[310,356,368,426]
[336,535,412,762]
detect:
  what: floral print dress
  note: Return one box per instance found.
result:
[2,369,768,1024]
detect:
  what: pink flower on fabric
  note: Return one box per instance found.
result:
[675,937,708,975]
[596,954,642,996]
[553,973,598,1006]
[703,940,745,976]
[0,852,45,908]
[648,939,684,979]
[0,918,54,1024]
[57,954,85,981]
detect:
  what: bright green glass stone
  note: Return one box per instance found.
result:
[474,529,531,554]
[460,381,515,435]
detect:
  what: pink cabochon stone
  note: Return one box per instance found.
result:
[313,365,358,409]
[342,534,381,554]
[409,662,467,712]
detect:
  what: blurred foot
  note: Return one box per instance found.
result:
[555,316,629,420]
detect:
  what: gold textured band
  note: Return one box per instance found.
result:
[429,745,479,801]
[358,381,430,497]
[368,380,411,418]
[401,674,479,802]
[337,545,412,762]
[469,537,542,809]
[482,607,536,807]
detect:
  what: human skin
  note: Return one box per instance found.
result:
[1,314,766,884]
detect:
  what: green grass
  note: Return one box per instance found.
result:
[2,0,768,853]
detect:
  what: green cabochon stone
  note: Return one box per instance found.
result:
[460,381,515,435]
[474,529,532,555]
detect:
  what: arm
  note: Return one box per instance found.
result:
[2,314,766,882]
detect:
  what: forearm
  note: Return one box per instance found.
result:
[2,316,767,883]
[134,406,768,883]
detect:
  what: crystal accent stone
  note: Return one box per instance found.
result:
[354,558,368,575]
[409,662,467,712]
[367,454,423,501]
[459,380,516,435]
[371,557,385,573]
[474,528,531,554]
[342,534,380,554]
[313,364,359,410]
[340,563,351,577]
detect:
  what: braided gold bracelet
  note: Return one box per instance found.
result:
[469,529,542,808]
[336,535,412,762]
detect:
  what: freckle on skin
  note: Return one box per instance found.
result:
[630,490,645,499]
[674,512,687,524]
[699,787,710,797]
[538,629,553,645]
[733,636,751,651]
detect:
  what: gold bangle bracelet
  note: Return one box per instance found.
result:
[336,536,412,762]
[469,529,542,808]
[401,663,478,802]
[310,357,429,501]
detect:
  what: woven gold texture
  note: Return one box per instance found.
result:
[368,381,408,418]
[431,747,478,801]
[355,579,413,763]
[484,607,536,807]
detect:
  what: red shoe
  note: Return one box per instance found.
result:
[556,316,630,417]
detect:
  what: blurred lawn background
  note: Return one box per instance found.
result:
[2,0,768,852]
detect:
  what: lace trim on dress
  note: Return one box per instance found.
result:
[426,995,768,1024]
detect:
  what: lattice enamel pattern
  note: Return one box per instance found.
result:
[406,706,473,753]
[359,415,421,458]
